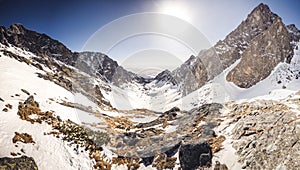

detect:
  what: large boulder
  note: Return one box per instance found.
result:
[179,139,212,170]
[0,156,38,170]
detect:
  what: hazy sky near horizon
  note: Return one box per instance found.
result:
[0,0,299,74]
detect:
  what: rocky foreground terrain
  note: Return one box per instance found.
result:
[0,3,300,170]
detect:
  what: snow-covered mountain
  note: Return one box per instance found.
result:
[1,3,300,170]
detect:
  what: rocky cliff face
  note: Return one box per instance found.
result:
[0,24,76,65]
[157,3,284,94]
[227,17,293,88]
[215,3,278,68]
[169,3,299,91]
[170,49,221,96]
[0,24,141,85]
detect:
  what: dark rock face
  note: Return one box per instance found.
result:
[0,24,141,86]
[76,52,118,82]
[0,156,38,170]
[179,140,212,170]
[0,23,76,65]
[287,24,300,43]
[154,70,177,86]
[227,17,293,88]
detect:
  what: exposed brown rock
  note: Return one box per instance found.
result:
[12,132,35,144]
[152,153,177,170]
[209,135,226,153]
[112,157,140,170]
[227,17,293,88]
[17,95,54,124]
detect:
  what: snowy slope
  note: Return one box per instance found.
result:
[105,39,300,112]
[177,41,300,110]
[0,45,94,169]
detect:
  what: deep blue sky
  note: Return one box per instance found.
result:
[0,0,299,52]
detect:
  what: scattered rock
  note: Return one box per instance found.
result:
[0,155,38,170]
[10,152,18,156]
[2,108,8,112]
[5,103,12,109]
[12,132,35,144]
[21,89,30,95]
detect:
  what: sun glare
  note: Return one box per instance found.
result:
[158,1,192,23]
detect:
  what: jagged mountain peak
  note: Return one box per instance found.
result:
[214,3,278,70]
[8,23,26,34]
[250,3,273,15]
[246,3,278,27]
[287,24,300,43]
[287,24,300,32]
[226,15,293,88]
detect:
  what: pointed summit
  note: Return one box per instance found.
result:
[8,23,26,34]
[252,3,271,13]
[246,3,278,26]
[214,3,278,68]
[227,16,293,88]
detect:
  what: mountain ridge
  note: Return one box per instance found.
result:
[0,3,299,99]
[1,3,300,170]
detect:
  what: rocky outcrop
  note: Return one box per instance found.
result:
[17,95,55,124]
[226,99,300,169]
[227,17,293,88]
[12,132,35,144]
[0,156,38,170]
[179,140,212,170]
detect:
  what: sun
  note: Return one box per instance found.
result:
[158,1,192,23]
